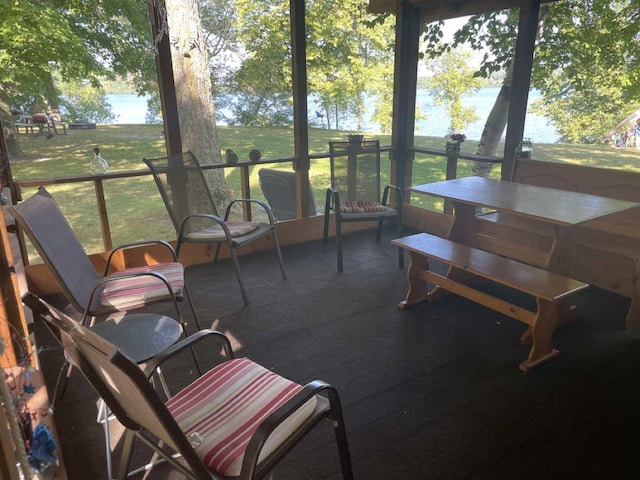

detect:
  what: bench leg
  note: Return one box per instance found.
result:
[625,261,640,336]
[398,252,429,309]
[626,299,640,337]
[519,298,560,372]
[519,298,581,345]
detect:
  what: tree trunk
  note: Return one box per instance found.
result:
[471,62,514,177]
[0,87,21,157]
[472,4,550,177]
[164,0,233,211]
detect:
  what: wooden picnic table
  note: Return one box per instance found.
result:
[395,177,640,371]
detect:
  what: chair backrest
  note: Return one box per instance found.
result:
[143,151,221,234]
[22,292,209,477]
[329,140,382,203]
[258,168,317,221]
[9,187,102,314]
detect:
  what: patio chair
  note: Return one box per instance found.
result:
[8,186,200,330]
[10,186,202,479]
[258,168,317,221]
[144,151,286,305]
[24,292,354,480]
[323,139,404,272]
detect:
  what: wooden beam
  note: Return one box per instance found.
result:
[290,0,312,218]
[369,0,558,23]
[390,0,421,197]
[502,0,540,179]
[148,0,182,156]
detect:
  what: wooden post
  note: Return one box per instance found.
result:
[239,164,252,221]
[0,207,33,369]
[390,0,421,201]
[502,0,541,180]
[93,178,113,252]
[290,0,311,218]
[444,143,459,214]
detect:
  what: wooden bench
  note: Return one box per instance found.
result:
[392,232,589,372]
[15,121,67,136]
[476,157,640,332]
[15,122,38,134]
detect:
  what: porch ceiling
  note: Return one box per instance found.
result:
[368,0,556,23]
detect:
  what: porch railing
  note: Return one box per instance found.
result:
[12,146,502,263]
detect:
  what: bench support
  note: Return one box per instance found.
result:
[394,233,589,372]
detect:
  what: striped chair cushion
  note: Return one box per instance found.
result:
[340,201,386,213]
[167,357,317,477]
[99,262,184,311]
[187,221,259,240]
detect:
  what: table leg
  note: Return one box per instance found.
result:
[519,297,560,372]
[448,201,477,244]
[546,224,574,276]
[398,251,429,309]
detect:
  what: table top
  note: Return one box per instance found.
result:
[411,176,640,226]
[91,313,182,363]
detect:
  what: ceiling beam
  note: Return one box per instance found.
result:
[369,0,558,23]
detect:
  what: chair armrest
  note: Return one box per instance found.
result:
[324,187,340,213]
[104,239,178,275]
[241,380,342,478]
[84,270,177,323]
[225,199,276,224]
[382,184,403,207]
[142,329,234,377]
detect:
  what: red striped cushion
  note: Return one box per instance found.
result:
[187,221,259,240]
[340,200,386,213]
[99,262,184,311]
[167,357,317,476]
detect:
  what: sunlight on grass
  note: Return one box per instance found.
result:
[9,124,640,258]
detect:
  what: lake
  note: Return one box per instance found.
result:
[106,87,558,143]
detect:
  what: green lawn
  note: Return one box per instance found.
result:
[9,124,640,258]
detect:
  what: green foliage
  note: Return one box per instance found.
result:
[0,0,156,111]
[211,0,395,130]
[425,49,482,133]
[58,81,115,123]
[420,1,640,144]
[532,1,640,143]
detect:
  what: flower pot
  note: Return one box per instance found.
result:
[347,134,364,145]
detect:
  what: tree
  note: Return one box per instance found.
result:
[421,1,640,149]
[221,0,394,131]
[161,0,231,207]
[57,80,116,123]
[425,48,482,134]
[530,1,640,143]
[0,0,156,152]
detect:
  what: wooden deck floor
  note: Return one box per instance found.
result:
[34,227,640,479]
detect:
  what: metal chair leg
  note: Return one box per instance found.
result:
[271,229,287,280]
[375,218,384,242]
[182,283,202,331]
[230,249,250,305]
[335,215,343,273]
[323,189,332,245]
[326,387,354,480]
[98,399,116,480]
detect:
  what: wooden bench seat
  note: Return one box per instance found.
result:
[392,232,589,372]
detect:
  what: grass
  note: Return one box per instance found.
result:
[9,124,640,258]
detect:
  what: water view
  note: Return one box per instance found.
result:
[106,87,558,144]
